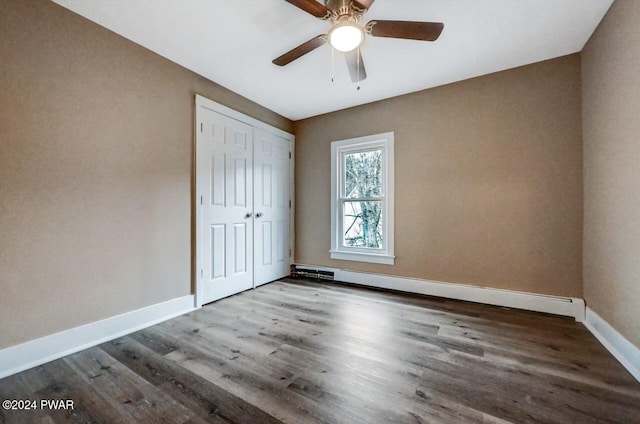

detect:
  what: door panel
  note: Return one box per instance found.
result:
[210,153,226,206]
[276,220,285,262]
[262,164,272,207]
[233,223,247,274]
[261,221,272,266]
[254,128,290,286]
[197,107,254,304]
[210,224,226,279]
[233,157,247,207]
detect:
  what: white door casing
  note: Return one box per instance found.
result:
[195,95,294,307]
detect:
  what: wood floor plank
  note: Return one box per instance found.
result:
[99,336,283,424]
[0,366,72,424]
[63,348,194,423]
[271,343,489,424]
[209,290,486,365]
[26,358,137,424]
[138,325,346,424]
[1,277,638,424]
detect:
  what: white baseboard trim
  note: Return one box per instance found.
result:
[0,295,196,380]
[583,307,640,382]
[294,264,586,321]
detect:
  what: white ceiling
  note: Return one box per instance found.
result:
[52,0,613,121]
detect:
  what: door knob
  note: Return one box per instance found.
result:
[256,212,263,218]
[245,212,253,219]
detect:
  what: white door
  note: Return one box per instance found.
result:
[197,107,254,304]
[254,128,291,286]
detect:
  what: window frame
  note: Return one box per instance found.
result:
[330,131,395,265]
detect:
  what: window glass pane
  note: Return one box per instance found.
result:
[344,149,382,198]
[343,200,383,248]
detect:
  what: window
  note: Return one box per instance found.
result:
[330,132,394,265]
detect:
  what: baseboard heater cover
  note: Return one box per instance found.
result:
[293,263,585,321]
[291,265,335,281]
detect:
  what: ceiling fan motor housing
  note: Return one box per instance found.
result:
[325,0,348,11]
[325,0,363,20]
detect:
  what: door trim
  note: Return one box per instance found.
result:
[194,95,295,308]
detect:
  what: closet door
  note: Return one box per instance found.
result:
[254,128,291,286]
[197,107,254,305]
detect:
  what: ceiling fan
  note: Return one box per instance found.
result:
[273,0,444,82]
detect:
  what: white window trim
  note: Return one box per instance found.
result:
[330,131,395,265]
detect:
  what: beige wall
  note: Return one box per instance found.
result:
[6,0,629,353]
[582,0,640,348]
[295,55,583,297]
[0,0,291,349]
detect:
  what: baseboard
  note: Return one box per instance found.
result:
[584,307,640,382]
[294,264,586,321]
[0,295,196,380]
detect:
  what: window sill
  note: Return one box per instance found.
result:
[329,250,395,265]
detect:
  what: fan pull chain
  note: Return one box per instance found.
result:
[331,46,335,83]
[356,46,361,91]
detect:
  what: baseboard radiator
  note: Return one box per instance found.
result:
[291,265,335,281]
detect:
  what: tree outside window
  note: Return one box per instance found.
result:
[343,149,383,248]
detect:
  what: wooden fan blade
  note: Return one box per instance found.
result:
[285,0,331,19]
[368,20,444,42]
[352,0,375,12]
[345,49,367,82]
[273,35,327,66]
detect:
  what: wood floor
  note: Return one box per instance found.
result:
[1,278,639,424]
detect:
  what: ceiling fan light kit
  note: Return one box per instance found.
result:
[328,17,364,52]
[274,0,444,83]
